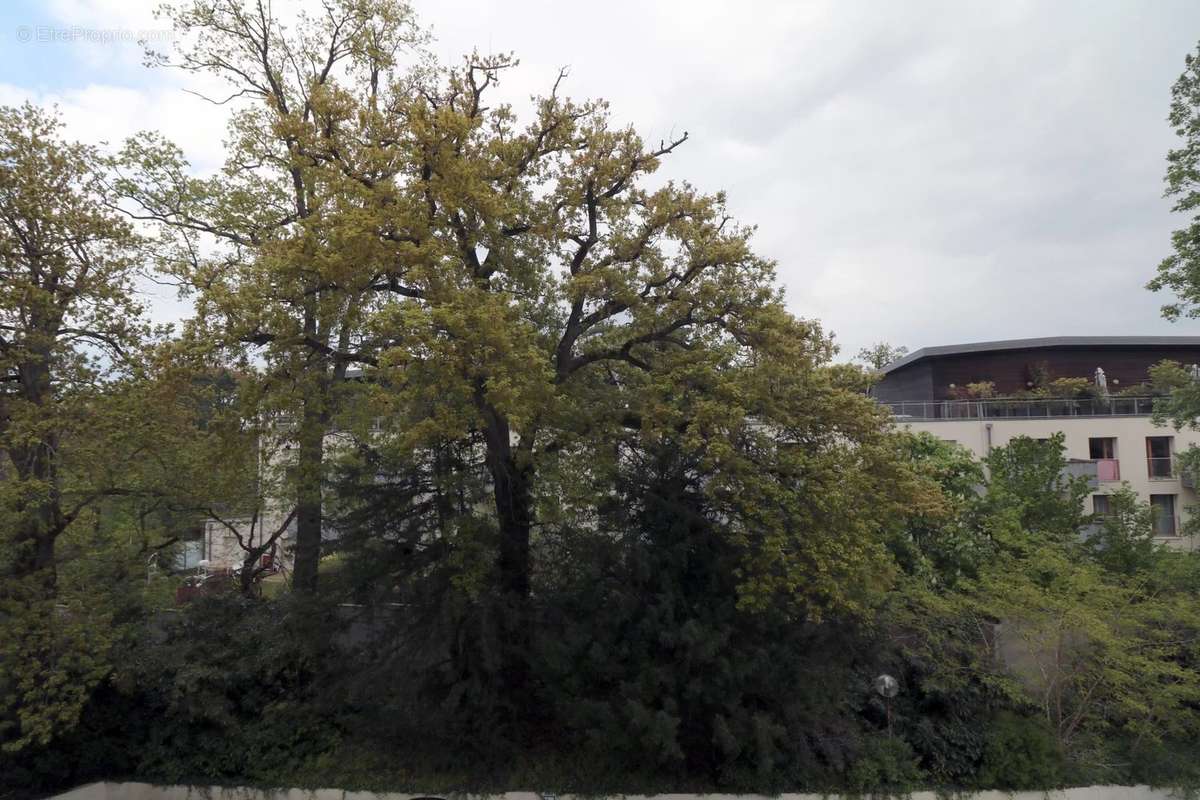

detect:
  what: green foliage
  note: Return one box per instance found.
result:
[1027,360,1054,391]
[322,411,917,791]
[845,736,925,793]
[856,342,908,371]
[882,435,1200,786]
[1150,360,1200,430]
[9,396,1200,799]
[0,102,151,576]
[1047,377,1094,399]
[1082,485,1160,575]
[886,432,987,586]
[1149,40,1200,321]
[977,712,1063,790]
[965,380,996,398]
[115,597,340,784]
[9,11,1200,800]
[981,433,1091,545]
[0,102,189,758]
[532,442,873,791]
[0,596,114,753]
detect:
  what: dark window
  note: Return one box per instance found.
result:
[1092,495,1111,516]
[1089,437,1116,460]
[1151,494,1178,537]
[1147,436,1174,479]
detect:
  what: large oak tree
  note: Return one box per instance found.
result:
[122,1,917,702]
[306,54,913,701]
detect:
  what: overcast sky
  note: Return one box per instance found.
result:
[1,0,1198,358]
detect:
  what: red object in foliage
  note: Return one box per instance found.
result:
[174,571,237,604]
[175,583,205,604]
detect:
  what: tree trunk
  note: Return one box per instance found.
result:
[8,354,62,595]
[292,391,325,595]
[239,554,260,598]
[479,401,535,700]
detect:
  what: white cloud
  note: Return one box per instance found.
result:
[7,0,1200,355]
[0,81,228,173]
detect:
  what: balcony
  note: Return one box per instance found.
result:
[881,396,1157,422]
[1095,458,1120,482]
[1063,458,1100,489]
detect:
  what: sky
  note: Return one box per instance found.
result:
[1,0,1198,358]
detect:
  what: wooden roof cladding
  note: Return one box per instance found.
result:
[873,336,1200,403]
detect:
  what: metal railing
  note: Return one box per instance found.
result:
[881,396,1158,421]
[1063,459,1100,489]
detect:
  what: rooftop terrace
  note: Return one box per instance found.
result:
[882,395,1159,421]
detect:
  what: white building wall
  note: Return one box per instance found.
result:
[200,424,346,573]
[899,416,1200,550]
[202,513,296,572]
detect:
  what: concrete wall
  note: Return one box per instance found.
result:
[901,415,1200,550]
[49,782,1187,800]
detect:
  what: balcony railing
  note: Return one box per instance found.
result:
[882,396,1158,421]
[1095,458,1120,482]
[1063,459,1100,489]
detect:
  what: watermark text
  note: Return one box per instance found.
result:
[15,26,174,45]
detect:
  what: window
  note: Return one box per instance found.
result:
[1092,495,1111,517]
[1089,437,1116,459]
[1147,436,1174,479]
[1151,494,1178,538]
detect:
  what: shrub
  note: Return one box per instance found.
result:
[115,596,342,784]
[1048,377,1094,399]
[964,381,996,398]
[977,712,1063,790]
[845,735,925,793]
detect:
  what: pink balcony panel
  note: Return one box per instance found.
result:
[1096,458,1120,482]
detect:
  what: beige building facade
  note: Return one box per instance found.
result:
[898,414,1200,549]
[873,336,1200,549]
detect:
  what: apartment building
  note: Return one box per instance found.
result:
[874,336,1200,547]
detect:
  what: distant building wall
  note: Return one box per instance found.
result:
[900,415,1200,551]
[927,345,1200,400]
[872,359,933,403]
[202,512,295,572]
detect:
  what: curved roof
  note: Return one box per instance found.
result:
[882,335,1200,374]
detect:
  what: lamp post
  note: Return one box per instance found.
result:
[874,673,899,737]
